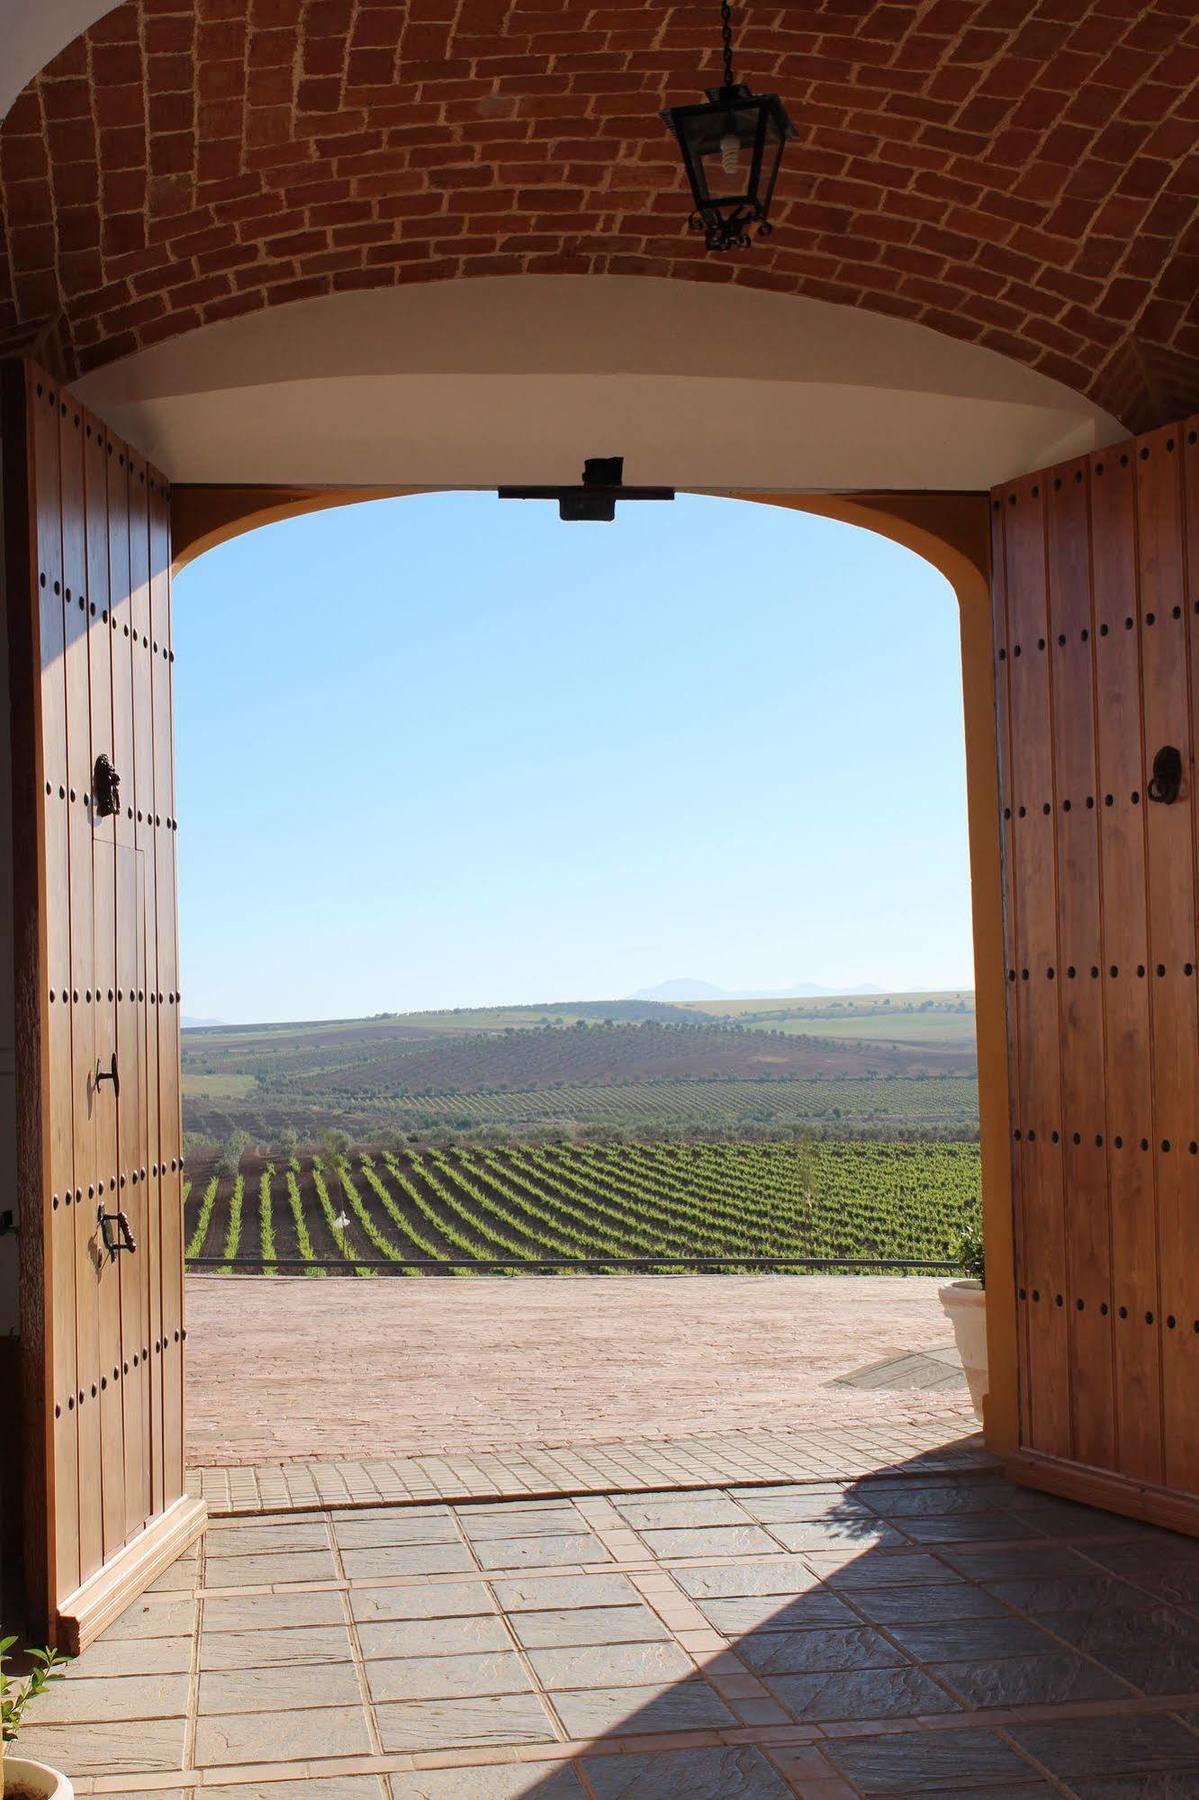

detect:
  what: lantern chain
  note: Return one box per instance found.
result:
[720,0,735,89]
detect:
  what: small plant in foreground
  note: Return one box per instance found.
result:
[956,1221,985,1286]
[1,1633,68,1786]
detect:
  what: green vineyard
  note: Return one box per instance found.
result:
[184,1075,980,1144]
[183,1139,980,1275]
[367,1077,980,1133]
[182,1009,978,1143]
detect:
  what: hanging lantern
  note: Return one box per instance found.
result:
[661,1,794,252]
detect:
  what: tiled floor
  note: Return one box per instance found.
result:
[21,1465,1199,1797]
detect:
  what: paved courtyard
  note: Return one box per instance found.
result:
[185,1274,975,1468]
[37,1270,1195,1794]
[23,1463,1199,1798]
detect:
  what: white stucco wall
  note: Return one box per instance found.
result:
[0,0,115,121]
[75,276,1124,493]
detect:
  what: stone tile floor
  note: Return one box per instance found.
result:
[21,1463,1199,1798]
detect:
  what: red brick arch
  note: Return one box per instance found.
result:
[1,1,1197,427]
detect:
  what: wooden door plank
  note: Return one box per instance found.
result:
[91,839,124,1549]
[1137,425,1199,1496]
[1185,422,1199,1488]
[106,442,150,1541]
[31,374,81,1603]
[115,843,148,1538]
[1001,475,1072,1461]
[148,475,183,1506]
[1046,459,1115,1472]
[84,410,125,1556]
[59,399,103,1587]
[107,437,135,859]
[136,861,151,1514]
[992,495,1034,1445]
[1091,444,1163,1486]
[126,451,163,1519]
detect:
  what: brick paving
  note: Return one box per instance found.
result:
[185,1274,977,1471]
[190,1419,992,1518]
[23,1467,1199,1797]
[4,5,1197,428]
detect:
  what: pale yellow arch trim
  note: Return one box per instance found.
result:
[170,485,413,573]
[759,492,1014,1460]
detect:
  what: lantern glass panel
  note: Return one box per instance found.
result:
[685,98,773,204]
[757,110,788,214]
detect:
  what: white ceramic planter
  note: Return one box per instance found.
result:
[939,1278,988,1422]
[2,1755,74,1800]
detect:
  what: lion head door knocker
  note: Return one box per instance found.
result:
[93,754,121,818]
[1148,744,1183,806]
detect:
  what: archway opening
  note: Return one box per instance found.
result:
[170,488,993,1476]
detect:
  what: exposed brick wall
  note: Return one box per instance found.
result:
[0,1,1197,427]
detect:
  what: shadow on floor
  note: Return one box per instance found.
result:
[491,1440,1199,1798]
[16,1436,1199,1798]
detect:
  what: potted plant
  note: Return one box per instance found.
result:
[1,1636,71,1799]
[940,1222,988,1422]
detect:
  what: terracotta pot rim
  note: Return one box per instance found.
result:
[3,1752,74,1798]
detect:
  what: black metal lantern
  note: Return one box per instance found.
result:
[661,2,794,252]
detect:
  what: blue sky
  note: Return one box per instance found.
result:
[174,492,973,1023]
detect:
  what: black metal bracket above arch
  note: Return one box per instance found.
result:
[499,457,675,523]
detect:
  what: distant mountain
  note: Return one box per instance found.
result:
[182,1015,226,1029]
[631,979,729,1001]
[630,978,887,1003]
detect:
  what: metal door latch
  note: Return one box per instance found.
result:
[0,1209,15,1239]
[98,1205,136,1261]
[93,754,121,818]
[95,1053,120,1099]
[1148,744,1183,805]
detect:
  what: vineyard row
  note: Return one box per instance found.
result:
[183,1139,980,1275]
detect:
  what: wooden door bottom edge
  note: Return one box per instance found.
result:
[1008,1446,1199,1538]
[55,1494,207,1656]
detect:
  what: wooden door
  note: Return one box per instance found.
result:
[3,361,204,1652]
[994,412,1199,1531]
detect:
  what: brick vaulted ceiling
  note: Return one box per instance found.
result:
[0,1,1197,429]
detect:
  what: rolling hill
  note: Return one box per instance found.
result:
[182,992,978,1145]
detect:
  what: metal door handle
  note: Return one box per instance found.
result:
[98,1205,136,1261]
[95,1053,120,1099]
[1148,744,1183,805]
[93,753,121,818]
